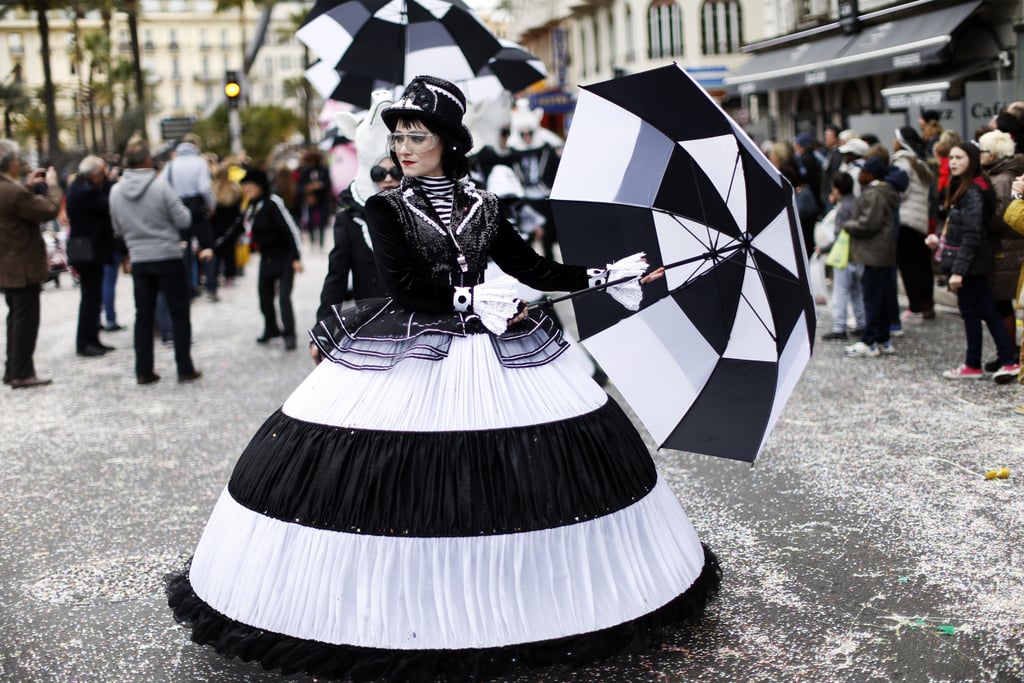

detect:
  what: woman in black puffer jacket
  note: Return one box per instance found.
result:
[934,142,1019,381]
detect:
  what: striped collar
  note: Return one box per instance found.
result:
[401,177,484,238]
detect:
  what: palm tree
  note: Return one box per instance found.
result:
[123,0,145,130]
[21,104,49,155]
[83,31,112,152]
[0,80,31,139]
[71,0,88,148]
[21,0,62,157]
[214,0,278,78]
[278,9,311,142]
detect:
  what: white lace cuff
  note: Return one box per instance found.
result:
[605,252,648,312]
[470,276,520,335]
[452,286,472,313]
[587,268,608,288]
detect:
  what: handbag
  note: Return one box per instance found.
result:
[65,235,97,267]
[825,229,850,269]
[935,217,958,274]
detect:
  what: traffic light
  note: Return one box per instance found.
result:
[224,70,241,108]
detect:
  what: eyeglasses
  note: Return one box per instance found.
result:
[370,165,402,182]
[387,132,439,152]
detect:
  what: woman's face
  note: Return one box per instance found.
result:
[242,181,263,201]
[391,121,443,178]
[948,147,970,177]
[373,158,401,191]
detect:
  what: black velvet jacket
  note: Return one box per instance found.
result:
[315,188,387,323]
[365,177,587,313]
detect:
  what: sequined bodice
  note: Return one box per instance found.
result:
[377,178,500,282]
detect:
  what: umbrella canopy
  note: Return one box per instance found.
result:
[549,64,815,463]
[305,40,545,108]
[297,0,502,109]
[456,40,548,103]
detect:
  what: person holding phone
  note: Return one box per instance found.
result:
[0,139,61,388]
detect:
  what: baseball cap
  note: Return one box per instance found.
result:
[838,138,869,157]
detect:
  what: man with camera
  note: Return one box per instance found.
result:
[0,139,62,388]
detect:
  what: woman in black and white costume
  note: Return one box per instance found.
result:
[167,75,720,681]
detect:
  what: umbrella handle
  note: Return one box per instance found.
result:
[527,273,638,311]
[526,243,743,311]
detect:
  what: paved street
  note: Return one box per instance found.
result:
[1,244,1022,683]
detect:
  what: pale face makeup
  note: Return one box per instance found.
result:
[392,121,443,178]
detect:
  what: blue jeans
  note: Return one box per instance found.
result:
[102,251,121,326]
[860,265,894,346]
[956,274,1016,368]
[830,263,865,333]
[131,259,195,377]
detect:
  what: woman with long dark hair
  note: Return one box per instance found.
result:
[167,76,720,681]
[933,142,1020,381]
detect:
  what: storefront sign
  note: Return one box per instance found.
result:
[529,90,576,114]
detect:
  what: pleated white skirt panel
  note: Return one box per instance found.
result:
[284,334,608,431]
[188,479,704,650]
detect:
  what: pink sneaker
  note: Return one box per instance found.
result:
[993,364,1021,385]
[942,365,984,379]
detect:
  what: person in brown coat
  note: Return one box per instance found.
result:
[0,139,62,388]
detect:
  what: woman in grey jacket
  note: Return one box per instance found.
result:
[892,127,937,320]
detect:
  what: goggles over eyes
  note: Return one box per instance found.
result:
[387,132,439,152]
[370,165,402,182]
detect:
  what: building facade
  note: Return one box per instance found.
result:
[507,0,1023,144]
[0,0,311,151]
[508,0,764,126]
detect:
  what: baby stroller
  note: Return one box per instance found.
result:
[42,224,69,287]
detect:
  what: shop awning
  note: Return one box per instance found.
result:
[880,58,997,109]
[725,0,983,94]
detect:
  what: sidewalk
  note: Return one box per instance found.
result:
[0,244,1021,683]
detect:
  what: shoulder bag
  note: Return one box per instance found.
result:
[65,234,97,267]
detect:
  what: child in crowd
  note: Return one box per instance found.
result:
[843,157,900,358]
[820,173,863,340]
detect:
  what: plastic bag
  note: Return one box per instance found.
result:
[825,229,850,269]
[809,252,829,305]
[814,207,838,250]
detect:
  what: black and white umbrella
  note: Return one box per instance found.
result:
[297,0,502,109]
[305,59,400,110]
[457,39,548,102]
[549,64,815,463]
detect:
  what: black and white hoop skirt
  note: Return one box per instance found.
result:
[167,301,720,681]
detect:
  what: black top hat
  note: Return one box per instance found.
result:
[382,76,474,155]
[240,167,270,194]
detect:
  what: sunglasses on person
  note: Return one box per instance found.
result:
[370,165,402,182]
[387,132,439,153]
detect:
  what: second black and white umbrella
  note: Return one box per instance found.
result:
[549,64,816,463]
[298,0,502,108]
